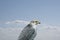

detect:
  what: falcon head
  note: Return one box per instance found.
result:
[30,20,41,25]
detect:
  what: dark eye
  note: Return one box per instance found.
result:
[35,21,37,23]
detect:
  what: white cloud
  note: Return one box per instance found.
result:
[5,20,29,24]
[0,20,60,40]
[5,21,11,24]
[35,24,60,40]
[0,27,22,40]
[0,24,60,40]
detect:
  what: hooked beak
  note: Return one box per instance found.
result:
[39,22,41,24]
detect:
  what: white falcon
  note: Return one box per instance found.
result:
[18,20,40,40]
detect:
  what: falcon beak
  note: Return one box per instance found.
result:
[39,22,40,24]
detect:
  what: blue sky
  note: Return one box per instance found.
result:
[0,0,60,26]
[0,0,60,40]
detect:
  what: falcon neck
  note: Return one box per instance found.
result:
[30,23,37,29]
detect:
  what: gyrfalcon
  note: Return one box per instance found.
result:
[18,20,40,40]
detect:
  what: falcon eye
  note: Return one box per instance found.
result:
[35,21,38,23]
[35,21,37,22]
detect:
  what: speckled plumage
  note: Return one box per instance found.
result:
[18,20,40,40]
[18,24,37,40]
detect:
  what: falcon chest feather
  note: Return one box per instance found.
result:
[32,24,37,30]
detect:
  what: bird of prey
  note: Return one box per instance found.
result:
[18,20,40,40]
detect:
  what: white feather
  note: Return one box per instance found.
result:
[31,23,37,29]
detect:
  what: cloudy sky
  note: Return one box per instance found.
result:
[0,0,60,40]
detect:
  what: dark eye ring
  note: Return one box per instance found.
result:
[35,21,38,23]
